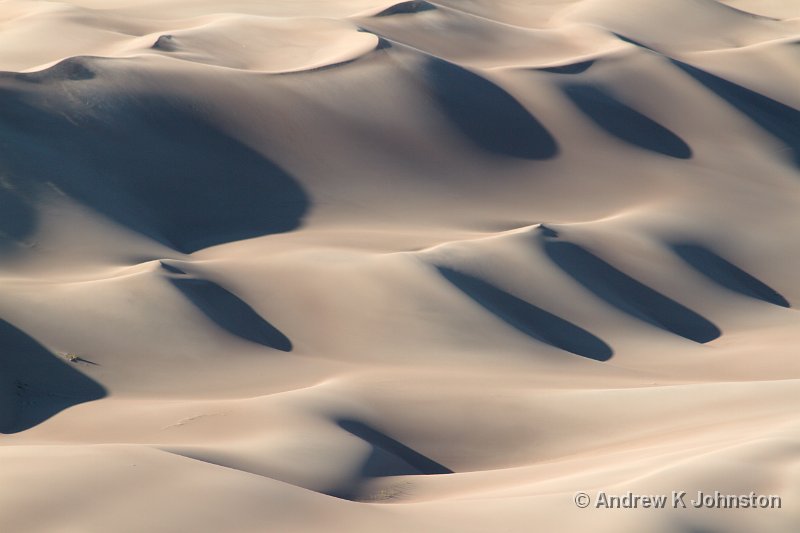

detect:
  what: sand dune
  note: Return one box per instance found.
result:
[1,1,799,532]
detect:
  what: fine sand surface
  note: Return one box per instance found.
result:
[1,1,799,531]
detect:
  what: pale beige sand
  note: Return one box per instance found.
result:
[1,1,799,532]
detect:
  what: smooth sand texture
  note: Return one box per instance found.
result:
[1,1,799,531]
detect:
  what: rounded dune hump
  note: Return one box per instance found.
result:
[358,4,620,69]
[140,17,380,72]
[15,56,97,83]
[559,0,790,52]
[718,0,800,18]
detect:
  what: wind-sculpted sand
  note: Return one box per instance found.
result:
[0,1,799,531]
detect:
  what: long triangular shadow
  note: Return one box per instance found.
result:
[337,418,452,476]
[562,83,692,159]
[670,59,800,168]
[170,278,292,351]
[0,319,106,433]
[612,33,800,169]
[543,241,721,343]
[436,266,613,361]
[670,243,790,308]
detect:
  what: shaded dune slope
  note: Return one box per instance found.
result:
[670,243,791,308]
[0,320,105,434]
[375,1,436,17]
[543,240,722,344]
[610,33,800,167]
[169,277,293,351]
[436,266,613,361]
[561,83,692,159]
[423,58,558,159]
[0,61,309,254]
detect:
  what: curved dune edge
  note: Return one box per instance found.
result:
[1,0,800,532]
[2,11,381,74]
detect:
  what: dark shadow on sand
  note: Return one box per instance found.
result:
[670,60,800,168]
[544,241,721,343]
[539,60,595,75]
[613,33,658,52]
[160,262,187,275]
[0,62,309,254]
[375,1,436,16]
[170,278,292,351]
[437,266,613,361]
[424,59,558,159]
[0,319,106,433]
[562,83,692,159]
[0,186,37,251]
[612,34,800,168]
[338,419,452,476]
[671,243,790,308]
